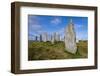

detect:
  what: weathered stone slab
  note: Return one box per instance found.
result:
[51,34,55,44]
[64,19,77,54]
[39,34,42,42]
[35,36,38,41]
[42,32,48,42]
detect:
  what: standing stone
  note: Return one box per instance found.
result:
[53,32,60,41]
[64,19,77,54]
[57,33,60,41]
[42,32,48,42]
[35,36,38,41]
[61,36,65,42]
[51,34,55,44]
[40,34,42,42]
[54,32,57,41]
[48,34,51,41]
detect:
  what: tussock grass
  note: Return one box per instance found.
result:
[28,41,88,60]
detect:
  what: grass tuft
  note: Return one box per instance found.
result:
[28,41,88,60]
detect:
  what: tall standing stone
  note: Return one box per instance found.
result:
[64,19,77,54]
[42,32,48,42]
[61,36,65,42]
[57,33,60,41]
[51,34,55,44]
[35,36,38,41]
[53,32,60,41]
[51,32,60,44]
[54,32,57,41]
[40,34,42,42]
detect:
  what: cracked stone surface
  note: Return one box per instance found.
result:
[64,19,77,54]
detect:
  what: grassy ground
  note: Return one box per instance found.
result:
[28,41,88,60]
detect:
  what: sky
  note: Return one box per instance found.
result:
[28,15,88,41]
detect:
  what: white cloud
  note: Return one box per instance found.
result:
[28,15,39,24]
[31,24,42,31]
[51,18,61,25]
[28,15,43,33]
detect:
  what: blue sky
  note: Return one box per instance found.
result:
[28,15,88,40]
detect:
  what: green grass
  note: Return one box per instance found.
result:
[28,41,88,60]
